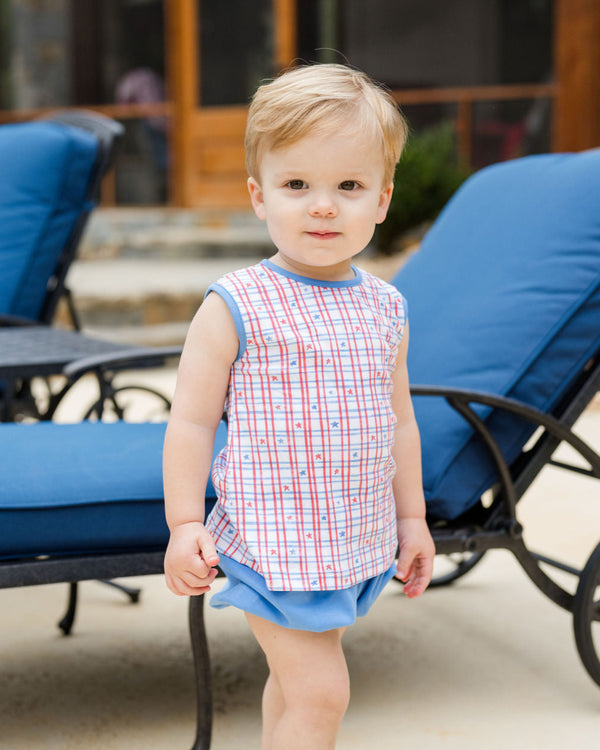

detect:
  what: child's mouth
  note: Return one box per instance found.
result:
[307,231,340,240]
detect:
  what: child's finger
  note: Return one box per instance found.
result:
[196,526,220,567]
[402,556,434,598]
[395,543,417,581]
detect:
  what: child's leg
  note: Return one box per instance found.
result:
[246,612,349,750]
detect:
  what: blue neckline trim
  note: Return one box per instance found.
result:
[261,258,363,288]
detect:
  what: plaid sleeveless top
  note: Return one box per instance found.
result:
[205,259,407,591]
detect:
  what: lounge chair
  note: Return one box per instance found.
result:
[391,149,600,686]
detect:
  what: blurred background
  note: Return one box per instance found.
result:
[1,0,599,334]
[1,1,597,214]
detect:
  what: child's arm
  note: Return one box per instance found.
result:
[163,291,238,596]
[390,322,436,598]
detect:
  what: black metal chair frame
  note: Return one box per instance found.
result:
[0,345,599,750]
[418,351,600,689]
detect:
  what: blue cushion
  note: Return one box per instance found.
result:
[0,421,226,558]
[0,121,98,320]
[392,151,600,520]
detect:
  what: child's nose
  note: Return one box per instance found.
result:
[309,192,338,218]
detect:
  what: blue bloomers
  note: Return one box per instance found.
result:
[210,555,397,632]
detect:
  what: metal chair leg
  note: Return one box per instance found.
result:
[574,541,600,686]
[188,594,213,750]
[58,582,79,635]
[98,579,141,603]
[57,580,141,636]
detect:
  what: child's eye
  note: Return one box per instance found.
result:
[286,179,307,190]
[339,181,359,191]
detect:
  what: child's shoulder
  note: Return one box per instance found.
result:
[213,261,265,287]
[356,267,407,307]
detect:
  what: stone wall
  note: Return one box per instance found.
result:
[4,0,70,109]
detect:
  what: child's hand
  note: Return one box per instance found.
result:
[164,521,220,596]
[395,517,435,599]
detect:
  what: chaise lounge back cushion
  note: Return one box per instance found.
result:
[0,421,225,558]
[392,151,600,520]
[0,121,98,321]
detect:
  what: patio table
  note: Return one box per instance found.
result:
[0,326,151,421]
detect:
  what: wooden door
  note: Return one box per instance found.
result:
[166,0,296,208]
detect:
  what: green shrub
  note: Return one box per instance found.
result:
[376,121,471,253]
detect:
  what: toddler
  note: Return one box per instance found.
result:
[163,63,435,750]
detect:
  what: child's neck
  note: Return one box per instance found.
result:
[269,253,356,282]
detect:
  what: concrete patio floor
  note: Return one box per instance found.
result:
[0,374,598,750]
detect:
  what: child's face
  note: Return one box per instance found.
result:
[247,130,393,281]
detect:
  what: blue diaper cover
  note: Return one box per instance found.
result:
[209,555,397,632]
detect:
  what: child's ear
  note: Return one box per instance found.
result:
[376,182,394,224]
[247,177,266,220]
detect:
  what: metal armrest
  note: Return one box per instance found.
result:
[410,383,600,481]
[63,345,182,382]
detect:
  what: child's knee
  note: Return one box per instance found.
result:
[300,665,350,721]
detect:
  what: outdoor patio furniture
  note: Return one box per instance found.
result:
[0,110,171,421]
[391,149,600,684]
[0,149,599,750]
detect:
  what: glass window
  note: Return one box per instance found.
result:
[198,0,274,107]
[297,0,553,174]
[298,0,553,89]
[0,0,168,205]
[472,97,552,168]
[73,0,166,107]
[0,0,166,110]
[114,117,168,204]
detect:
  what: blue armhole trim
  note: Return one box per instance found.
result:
[400,292,408,322]
[205,283,247,361]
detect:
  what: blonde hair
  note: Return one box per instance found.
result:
[245,63,408,186]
